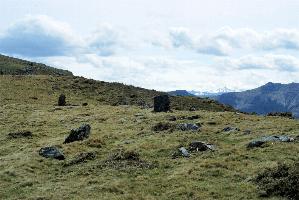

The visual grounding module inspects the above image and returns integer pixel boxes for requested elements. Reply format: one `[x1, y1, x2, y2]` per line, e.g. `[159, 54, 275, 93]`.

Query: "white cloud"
[87, 23, 123, 56]
[0, 15, 125, 57]
[158, 27, 299, 56]
[0, 15, 83, 57]
[217, 54, 299, 72]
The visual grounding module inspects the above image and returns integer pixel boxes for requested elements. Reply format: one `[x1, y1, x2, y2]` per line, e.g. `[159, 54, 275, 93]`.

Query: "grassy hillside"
[0, 54, 73, 76]
[0, 75, 298, 199]
[0, 75, 234, 112]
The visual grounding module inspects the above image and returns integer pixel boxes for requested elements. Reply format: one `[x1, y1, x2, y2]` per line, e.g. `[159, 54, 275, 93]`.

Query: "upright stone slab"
[153, 95, 170, 112]
[58, 94, 66, 106]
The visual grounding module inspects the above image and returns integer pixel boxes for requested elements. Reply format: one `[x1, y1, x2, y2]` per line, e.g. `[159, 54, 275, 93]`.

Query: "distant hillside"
[168, 90, 195, 97]
[0, 54, 234, 112]
[215, 82, 299, 117]
[0, 54, 73, 76]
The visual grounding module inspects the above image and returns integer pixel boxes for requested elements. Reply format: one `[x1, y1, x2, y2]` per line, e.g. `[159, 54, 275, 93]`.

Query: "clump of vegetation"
[255, 162, 299, 199]
[101, 149, 156, 170]
[7, 131, 33, 139]
[64, 152, 96, 166]
[152, 122, 174, 132]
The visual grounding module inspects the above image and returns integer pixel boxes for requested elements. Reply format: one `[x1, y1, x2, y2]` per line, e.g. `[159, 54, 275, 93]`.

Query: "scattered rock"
[222, 126, 240, 132]
[267, 112, 294, 119]
[247, 135, 294, 148]
[82, 102, 88, 106]
[177, 123, 200, 131]
[58, 94, 66, 106]
[8, 131, 33, 139]
[64, 152, 96, 166]
[64, 124, 91, 144]
[189, 141, 215, 151]
[153, 95, 170, 112]
[39, 146, 65, 160]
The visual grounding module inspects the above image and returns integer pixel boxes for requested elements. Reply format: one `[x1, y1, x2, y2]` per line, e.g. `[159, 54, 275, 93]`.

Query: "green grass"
[0, 75, 298, 199]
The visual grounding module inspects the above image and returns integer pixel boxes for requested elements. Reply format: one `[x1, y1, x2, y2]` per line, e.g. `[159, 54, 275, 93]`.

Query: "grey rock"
[178, 147, 190, 157]
[39, 146, 65, 160]
[247, 135, 294, 148]
[153, 95, 170, 112]
[177, 123, 199, 131]
[64, 124, 91, 144]
[243, 130, 252, 135]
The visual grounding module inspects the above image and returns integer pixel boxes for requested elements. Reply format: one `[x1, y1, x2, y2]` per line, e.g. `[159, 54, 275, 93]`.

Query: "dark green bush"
[255, 162, 299, 199]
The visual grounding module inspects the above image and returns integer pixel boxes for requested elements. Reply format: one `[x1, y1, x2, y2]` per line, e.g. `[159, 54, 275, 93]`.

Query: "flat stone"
[39, 146, 65, 160]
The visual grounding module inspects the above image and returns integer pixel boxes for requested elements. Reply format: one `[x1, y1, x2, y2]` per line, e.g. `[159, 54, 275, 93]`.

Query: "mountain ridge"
[215, 82, 299, 118]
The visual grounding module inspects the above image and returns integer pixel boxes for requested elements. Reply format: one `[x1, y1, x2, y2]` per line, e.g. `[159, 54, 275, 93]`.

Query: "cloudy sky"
[1, 0, 299, 91]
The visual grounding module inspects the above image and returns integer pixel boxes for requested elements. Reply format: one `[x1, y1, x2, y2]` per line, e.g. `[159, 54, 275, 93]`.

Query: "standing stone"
[154, 95, 170, 112]
[58, 94, 66, 106]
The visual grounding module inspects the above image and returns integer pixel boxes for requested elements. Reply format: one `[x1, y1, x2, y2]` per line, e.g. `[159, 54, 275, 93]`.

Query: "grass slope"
[0, 75, 298, 200]
[0, 54, 73, 76]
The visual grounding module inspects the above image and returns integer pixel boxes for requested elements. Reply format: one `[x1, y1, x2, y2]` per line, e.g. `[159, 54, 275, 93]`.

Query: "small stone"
[64, 124, 91, 144]
[82, 102, 88, 106]
[178, 147, 190, 157]
[39, 146, 65, 160]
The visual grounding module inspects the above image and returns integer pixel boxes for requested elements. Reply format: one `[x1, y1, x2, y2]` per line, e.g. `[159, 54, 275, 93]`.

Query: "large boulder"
[39, 146, 65, 160]
[153, 95, 170, 112]
[64, 124, 91, 144]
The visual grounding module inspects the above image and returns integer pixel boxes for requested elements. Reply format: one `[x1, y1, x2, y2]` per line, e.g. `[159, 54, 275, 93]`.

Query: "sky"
[1, 0, 299, 91]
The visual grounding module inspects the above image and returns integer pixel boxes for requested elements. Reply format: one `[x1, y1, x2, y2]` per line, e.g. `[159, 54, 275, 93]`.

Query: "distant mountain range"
[168, 87, 236, 97]
[215, 82, 299, 118]
[168, 90, 196, 97]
